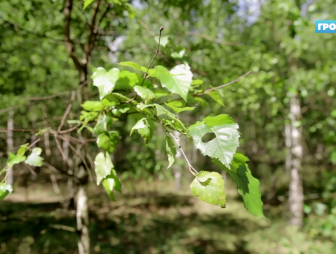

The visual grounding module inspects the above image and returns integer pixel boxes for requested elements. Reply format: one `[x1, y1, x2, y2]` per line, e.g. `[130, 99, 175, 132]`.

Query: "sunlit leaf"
[155, 64, 193, 102]
[190, 171, 226, 207]
[155, 35, 169, 47]
[134, 86, 155, 101]
[91, 67, 120, 99]
[130, 118, 153, 144]
[94, 152, 114, 185]
[188, 114, 239, 167]
[25, 147, 43, 167]
[115, 70, 140, 90]
[83, 0, 95, 9]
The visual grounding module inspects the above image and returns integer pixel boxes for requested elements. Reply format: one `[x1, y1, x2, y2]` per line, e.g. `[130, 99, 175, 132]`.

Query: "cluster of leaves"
[80, 56, 264, 218]
[0, 144, 43, 199]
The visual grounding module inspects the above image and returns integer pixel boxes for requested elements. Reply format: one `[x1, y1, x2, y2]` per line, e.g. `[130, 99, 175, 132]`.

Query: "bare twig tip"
[160, 26, 164, 32]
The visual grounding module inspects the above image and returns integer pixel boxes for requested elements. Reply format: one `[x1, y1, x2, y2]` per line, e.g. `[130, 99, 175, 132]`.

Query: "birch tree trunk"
[288, 95, 304, 227]
[6, 108, 14, 186]
[174, 131, 182, 191]
[76, 165, 90, 254]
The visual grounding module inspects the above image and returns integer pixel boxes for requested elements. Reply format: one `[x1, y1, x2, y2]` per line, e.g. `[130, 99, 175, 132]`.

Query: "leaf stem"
[166, 131, 198, 176]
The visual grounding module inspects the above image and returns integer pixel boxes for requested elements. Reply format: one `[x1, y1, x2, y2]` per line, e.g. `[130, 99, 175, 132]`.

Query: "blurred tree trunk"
[287, 95, 304, 227]
[6, 107, 14, 186]
[174, 131, 181, 191]
[76, 164, 89, 254]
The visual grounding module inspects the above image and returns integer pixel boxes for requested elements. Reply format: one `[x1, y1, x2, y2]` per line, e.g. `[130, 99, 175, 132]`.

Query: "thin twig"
[54, 135, 66, 160]
[201, 71, 252, 94]
[27, 138, 41, 150]
[58, 91, 76, 132]
[140, 26, 163, 86]
[166, 131, 198, 176]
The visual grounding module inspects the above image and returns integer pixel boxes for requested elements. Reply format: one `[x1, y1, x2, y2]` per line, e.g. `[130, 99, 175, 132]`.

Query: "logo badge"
[315, 20, 336, 33]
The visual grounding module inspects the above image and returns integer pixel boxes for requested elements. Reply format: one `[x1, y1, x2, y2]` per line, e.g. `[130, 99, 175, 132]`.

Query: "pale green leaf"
[91, 67, 120, 99]
[188, 114, 240, 167]
[155, 64, 193, 102]
[82, 101, 104, 111]
[94, 152, 114, 185]
[192, 79, 204, 86]
[165, 136, 176, 169]
[17, 143, 29, 156]
[134, 86, 155, 101]
[190, 171, 226, 208]
[0, 183, 13, 200]
[208, 91, 224, 106]
[130, 118, 152, 144]
[25, 147, 43, 167]
[165, 101, 195, 113]
[154, 35, 169, 47]
[94, 114, 113, 135]
[8, 152, 26, 167]
[213, 153, 265, 218]
[102, 173, 121, 201]
[115, 70, 140, 90]
[97, 131, 119, 154]
[83, 0, 95, 9]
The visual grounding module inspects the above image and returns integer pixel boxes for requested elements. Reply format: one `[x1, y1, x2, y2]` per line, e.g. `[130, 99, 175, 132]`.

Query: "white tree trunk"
[6, 108, 14, 185]
[76, 165, 90, 254]
[174, 131, 182, 191]
[288, 95, 304, 227]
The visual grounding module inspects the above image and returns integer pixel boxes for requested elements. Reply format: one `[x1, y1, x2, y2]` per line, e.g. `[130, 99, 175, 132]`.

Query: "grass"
[0, 179, 335, 254]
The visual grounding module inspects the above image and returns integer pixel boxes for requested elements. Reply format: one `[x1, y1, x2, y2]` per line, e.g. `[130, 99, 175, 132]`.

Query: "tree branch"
[64, 0, 83, 72]
[82, 0, 102, 65]
[202, 71, 252, 94]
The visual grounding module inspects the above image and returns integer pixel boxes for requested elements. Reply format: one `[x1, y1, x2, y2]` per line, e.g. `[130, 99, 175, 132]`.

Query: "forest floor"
[0, 178, 335, 254]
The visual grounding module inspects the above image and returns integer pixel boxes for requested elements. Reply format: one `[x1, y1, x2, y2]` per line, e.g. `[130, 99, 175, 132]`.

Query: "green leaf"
[188, 114, 240, 167]
[82, 101, 104, 111]
[115, 70, 140, 90]
[83, 0, 95, 9]
[17, 143, 29, 156]
[165, 136, 176, 169]
[91, 67, 120, 100]
[165, 101, 195, 113]
[195, 97, 208, 107]
[134, 86, 155, 101]
[190, 171, 226, 208]
[213, 153, 265, 218]
[25, 147, 43, 167]
[130, 118, 153, 144]
[154, 89, 170, 99]
[208, 91, 224, 106]
[192, 79, 204, 86]
[94, 114, 113, 135]
[94, 152, 114, 185]
[155, 64, 193, 102]
[97, 131, 119, 154]
[154, 35, 169, 47]
[118, 61, 143, 71]
[0, 183, 13, 200]
[8, 152, 26, 167]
